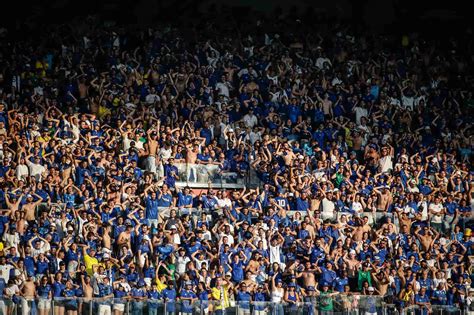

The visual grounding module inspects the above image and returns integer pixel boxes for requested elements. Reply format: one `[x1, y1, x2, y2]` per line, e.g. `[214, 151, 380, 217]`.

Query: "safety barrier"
[0, 295, 467, 315]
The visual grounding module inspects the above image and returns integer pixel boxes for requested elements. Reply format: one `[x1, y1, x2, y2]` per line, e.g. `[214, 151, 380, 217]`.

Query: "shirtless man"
[374, 186, 392, 212]
[78, 77, 89, 99]
[372, 270, 390, 296]
[303, 216, 316, 239]
[396, 211, 413, 230]
[16, 211, 27, 236]
[5, 192, 22, 216]
[280, 144, 296, 167]
[380, 217, 398, 234]
[310, 193, 321, 212]
[117, 223, 133, 249]
[297, 261, 317, 289]
[80, 274, 94, 299]
[102, 224, 112, 251]
[145, 126, 160, 176]
[22, 193, 43, 222]
[21, 273, 36, 315]
[414, 226, 439, 252]
[342, 250, 361, 290]
[185, 143, 199, 182]
[245, 253, 261, 278]
[350, 216, 371, 242]
[241, 271, 258, 293]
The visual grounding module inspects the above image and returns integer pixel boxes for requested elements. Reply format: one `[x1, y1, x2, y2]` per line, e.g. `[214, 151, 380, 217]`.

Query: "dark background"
[2, 0, 471, 36]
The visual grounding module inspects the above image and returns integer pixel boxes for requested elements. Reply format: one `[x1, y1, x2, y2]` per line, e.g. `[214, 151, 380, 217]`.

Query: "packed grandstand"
[0, 9, 472, 315]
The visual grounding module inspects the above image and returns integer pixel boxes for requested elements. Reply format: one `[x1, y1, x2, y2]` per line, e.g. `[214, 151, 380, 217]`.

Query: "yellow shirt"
[98, 106, 111, 119]
[83, 254, 99, 276]
[156, 277, 167, 293]
[211, 285, 230, 310]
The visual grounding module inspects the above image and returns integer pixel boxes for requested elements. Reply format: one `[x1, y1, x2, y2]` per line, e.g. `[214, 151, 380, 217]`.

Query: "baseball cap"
[368, 287, 375, 292]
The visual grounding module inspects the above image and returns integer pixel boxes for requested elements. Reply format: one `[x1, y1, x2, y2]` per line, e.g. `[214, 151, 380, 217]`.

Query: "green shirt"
[358, 270, 372, 291]
[319, 291, 334, 311]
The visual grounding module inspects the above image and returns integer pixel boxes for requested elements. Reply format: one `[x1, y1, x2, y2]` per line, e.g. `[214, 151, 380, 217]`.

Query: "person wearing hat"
[253, 283, 269, 315]
[270, 274, 284, 315]
[234, 282, 252, 315]
[362, 286, 379, 315]
[303, 286, 318, 315]
[180, 281, 197, 315]
[162, 280, 177, 315]
[129, 278, 147, 315]
[284, 281, 301, 313]
[319, 284, 336, 313]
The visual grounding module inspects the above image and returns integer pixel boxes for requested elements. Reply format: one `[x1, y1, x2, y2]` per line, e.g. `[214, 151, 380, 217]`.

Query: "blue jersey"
[162, 288, 177, 312]
[180, 289, 197, 312]
[145, 197, 159, 219]
[236, 291, 252, 310]
[37, 284, 52, 298]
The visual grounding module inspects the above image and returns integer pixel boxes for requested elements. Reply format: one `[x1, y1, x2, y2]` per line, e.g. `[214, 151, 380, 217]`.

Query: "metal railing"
[0, 295, 467, 315]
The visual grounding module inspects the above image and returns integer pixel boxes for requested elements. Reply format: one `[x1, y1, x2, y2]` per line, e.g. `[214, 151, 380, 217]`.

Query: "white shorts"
[113, 303, 125, 312]
[38, 299, 51, 310]
[238, 308, 251, 315]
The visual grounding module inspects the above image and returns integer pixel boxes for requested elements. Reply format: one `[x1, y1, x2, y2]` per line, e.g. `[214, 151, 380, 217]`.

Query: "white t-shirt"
[321, 198, 335, 216]
[3, 232, 20, 249]
[429, 203, 443, 223]
[219, 233, 234, 246]
[402, 95, 415, 111]
[176, 256, 191, 275]
[27, 161, 46, 180]
[389, 97, 401, 107]
[15, 164, 29, 179]
[269, 244, 282, 264]
[351, 201, 363, 213]
[353, 107, 368, 125]
[243, 114, 258, 128]
[0, 264, 14, 282]
[145, 93, 160, 104]
[215, 82, 230, 98]
[379, 156, 393, 173]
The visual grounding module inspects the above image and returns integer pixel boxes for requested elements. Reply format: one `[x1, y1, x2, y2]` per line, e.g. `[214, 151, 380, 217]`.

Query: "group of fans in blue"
[0, 8, 472, 315]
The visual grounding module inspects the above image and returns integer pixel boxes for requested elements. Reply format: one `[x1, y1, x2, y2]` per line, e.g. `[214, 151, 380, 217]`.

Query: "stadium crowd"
[0, 10, 472, 315]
